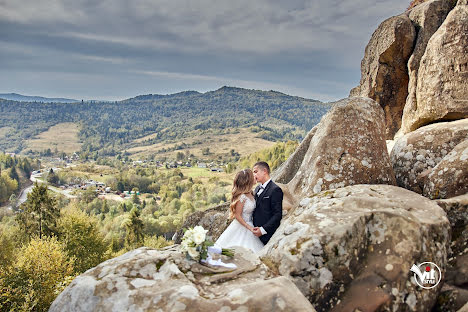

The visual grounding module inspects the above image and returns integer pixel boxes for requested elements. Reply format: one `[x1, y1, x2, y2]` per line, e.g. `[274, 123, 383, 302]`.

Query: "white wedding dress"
[215, 194, 265, 253]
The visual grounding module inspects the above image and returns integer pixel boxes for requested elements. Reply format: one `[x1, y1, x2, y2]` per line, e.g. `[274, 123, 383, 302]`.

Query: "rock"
[399, 0, 468, 134]
[446, 253, 468, 288]
[423, 140, 468, 199]
[174, 202, 230, 243]
[50, 246, 316, 312]
[350, 15, 416, 138]
[273, 126, 317, 184]
[259, 185, 450, 312]
[391, 119, 468, 194]
[435, 193, 468, 258]
[386, 140, 396, 155]
[397, 0, 457, 138]
[434, 283, 468, 312]
[458, 301, 468, 312]
[288, 97, 396, 198]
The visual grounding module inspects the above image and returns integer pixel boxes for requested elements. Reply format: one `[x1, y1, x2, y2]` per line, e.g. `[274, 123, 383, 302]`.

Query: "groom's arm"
[261, 186, 283, 234]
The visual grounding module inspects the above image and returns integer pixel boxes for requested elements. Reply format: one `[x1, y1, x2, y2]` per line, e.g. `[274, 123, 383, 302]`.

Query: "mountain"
[0, 86, 332, 156]
[0, 93, 78, 103]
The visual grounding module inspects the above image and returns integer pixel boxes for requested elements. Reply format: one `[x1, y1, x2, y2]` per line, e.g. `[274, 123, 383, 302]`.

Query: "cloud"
[0, 0, 410, 101]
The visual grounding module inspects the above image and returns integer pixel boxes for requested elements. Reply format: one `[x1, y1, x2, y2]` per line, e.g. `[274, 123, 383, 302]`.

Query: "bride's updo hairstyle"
[229, 169, 255, 219]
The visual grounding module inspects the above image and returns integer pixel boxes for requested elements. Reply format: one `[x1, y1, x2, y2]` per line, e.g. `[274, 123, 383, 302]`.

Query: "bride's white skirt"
[215, 219, 264, 253]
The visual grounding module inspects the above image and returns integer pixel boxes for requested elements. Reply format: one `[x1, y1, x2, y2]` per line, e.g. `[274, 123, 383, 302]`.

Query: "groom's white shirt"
[256, 179, 271, 236]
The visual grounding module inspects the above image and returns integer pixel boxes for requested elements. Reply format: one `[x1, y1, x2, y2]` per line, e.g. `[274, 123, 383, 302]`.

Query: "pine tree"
[17, 183, 59, 239]
[123, 208, 144, 248]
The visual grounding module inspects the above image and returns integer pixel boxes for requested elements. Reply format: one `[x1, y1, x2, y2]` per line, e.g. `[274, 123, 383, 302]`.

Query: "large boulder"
[50, 246, 316, 312]
[399, 0, 468, 134]
[390, 119, 468, 194]
[350, 15, 416, 138]
[288, 97, 396, 198]
[423, 140, 468, 199]
[259, 184, 450, 312]
[397, 0, 457, 138]
[272, 126, 317, 184]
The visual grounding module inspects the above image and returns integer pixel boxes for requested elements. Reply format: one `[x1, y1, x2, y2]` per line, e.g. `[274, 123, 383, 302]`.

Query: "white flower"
[180, 240, 188, 252]
[187, 247, 199, 259]
[192, 226, 208, 245]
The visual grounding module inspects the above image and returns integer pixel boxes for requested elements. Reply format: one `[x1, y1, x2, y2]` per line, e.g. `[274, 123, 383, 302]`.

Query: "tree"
[47, 168, 59, 185]
[176, 151, 184, 161]
[17, 183, 59, 239]
[132, 193, 141, 205]
[57, 207, 108, 274]
[117, 180, 125, 192]
[123, 208, 144, 248]
[8, 166, 19, 185]
[8, 193, 18, 209]
[0, 236, 74, 312]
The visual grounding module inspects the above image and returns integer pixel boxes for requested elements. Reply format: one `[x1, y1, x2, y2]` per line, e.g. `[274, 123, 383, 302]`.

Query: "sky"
[0, 0, 410, 102]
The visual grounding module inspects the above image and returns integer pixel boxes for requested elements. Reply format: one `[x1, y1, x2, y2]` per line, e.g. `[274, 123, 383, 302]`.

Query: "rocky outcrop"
[390, 119, 468, 194]
[398, 0, 458, 138]
[423, 140, 468, 199]
[260, 185, 450, 312]
[272, 126, 317, 184]
[288, 97, 396, 198]
[50, 246, 315, 312]
[399, 0, 468, 134]
[350, 15, 416, 138]
[174, 202, 229, 243]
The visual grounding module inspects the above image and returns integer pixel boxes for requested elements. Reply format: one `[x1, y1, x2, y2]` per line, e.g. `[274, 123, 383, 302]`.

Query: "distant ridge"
[0, 93, 78, 103]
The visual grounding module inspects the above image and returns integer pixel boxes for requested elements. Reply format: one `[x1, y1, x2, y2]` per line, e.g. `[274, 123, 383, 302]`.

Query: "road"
[2, 168, 77, 212]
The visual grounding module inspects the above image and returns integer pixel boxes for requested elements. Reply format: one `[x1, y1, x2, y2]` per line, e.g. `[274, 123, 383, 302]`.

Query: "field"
[127, 128, 276, 159]
[0, 126, 13, 137]
[24, 122, 82, 154]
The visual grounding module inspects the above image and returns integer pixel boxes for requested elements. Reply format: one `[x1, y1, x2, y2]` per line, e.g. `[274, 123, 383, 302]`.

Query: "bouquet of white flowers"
[180, 226, 234, 262]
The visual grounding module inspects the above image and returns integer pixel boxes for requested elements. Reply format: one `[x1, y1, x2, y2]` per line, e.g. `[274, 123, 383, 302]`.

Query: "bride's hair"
[229, 169, 255, 219]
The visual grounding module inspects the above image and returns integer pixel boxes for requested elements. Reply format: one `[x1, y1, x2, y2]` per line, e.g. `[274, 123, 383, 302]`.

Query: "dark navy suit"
[253, 181, 283, 245]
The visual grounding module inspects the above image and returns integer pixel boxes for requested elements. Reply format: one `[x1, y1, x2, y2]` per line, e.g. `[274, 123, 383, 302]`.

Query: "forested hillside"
[0, 87, 331, 156]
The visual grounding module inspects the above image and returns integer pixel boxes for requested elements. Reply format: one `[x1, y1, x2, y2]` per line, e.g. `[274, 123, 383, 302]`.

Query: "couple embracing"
[215, 161, 283, 253]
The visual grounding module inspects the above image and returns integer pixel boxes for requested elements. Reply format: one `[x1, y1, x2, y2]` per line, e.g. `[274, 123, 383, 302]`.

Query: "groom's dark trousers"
[253, 181, 283, 245]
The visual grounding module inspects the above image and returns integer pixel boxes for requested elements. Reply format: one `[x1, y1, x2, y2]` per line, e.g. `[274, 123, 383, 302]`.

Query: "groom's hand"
[252, 227, 262, 237]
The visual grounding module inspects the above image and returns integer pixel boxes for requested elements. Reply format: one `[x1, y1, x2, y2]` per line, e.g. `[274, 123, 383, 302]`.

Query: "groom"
[252, 161, 283, 245]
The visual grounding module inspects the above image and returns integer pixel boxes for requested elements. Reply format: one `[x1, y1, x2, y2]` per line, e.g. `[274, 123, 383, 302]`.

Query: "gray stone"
[350, 14, 416, 138]
[259, 185, 450, 312]
[50, 246, 316, 312]
[397, 0, 458, 138]
[423, 140, 468, 199]
[174, 202, 230, 243]
[391, 119, 468, 194]
[435, 193, 468, 258]
[399, 0, 468, 134]
[288, 97, 396, 198]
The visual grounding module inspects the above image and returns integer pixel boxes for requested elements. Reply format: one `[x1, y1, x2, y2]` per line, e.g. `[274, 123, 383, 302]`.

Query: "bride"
[215, 169, 264, 253]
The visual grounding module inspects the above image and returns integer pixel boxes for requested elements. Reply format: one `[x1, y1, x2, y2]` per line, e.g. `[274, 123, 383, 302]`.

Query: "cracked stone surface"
[259, 184, 450, 312]
[288, 97, 396, 199]
[391, 119, 468, 195]
[50, 246, 316, 312]
[399, 0, 468, 134]
[349, 14, 416, 138]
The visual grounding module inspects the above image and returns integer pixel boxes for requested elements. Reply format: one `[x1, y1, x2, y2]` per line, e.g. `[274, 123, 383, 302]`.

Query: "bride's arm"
[234, 200, 254, 232]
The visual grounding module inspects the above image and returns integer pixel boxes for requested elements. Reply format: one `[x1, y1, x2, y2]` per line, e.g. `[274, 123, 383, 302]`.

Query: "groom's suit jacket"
[253, 180, 283, 245]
